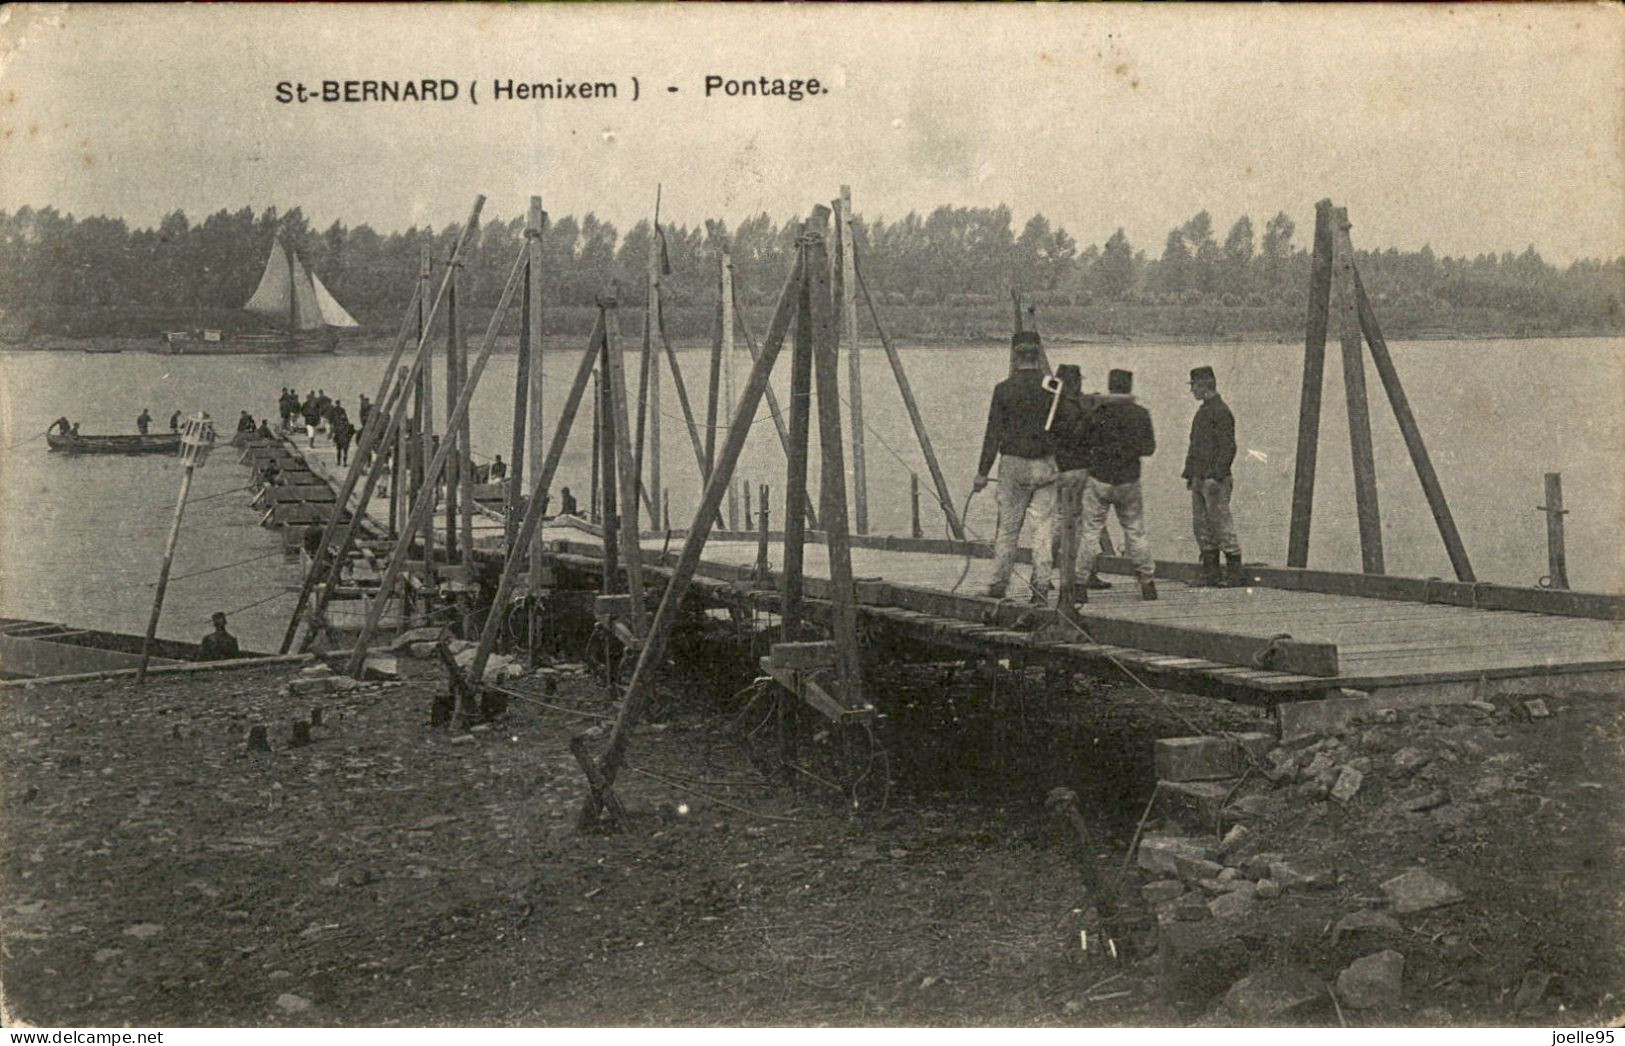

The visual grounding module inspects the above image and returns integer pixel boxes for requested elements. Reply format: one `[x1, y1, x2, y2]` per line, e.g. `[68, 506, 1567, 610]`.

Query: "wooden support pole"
[465, 317, 607, 687]
[525, 198, 547, 627]
[1540, 473, 1569, 590]
[417, 244, 437, 606]
[849, 235, 965, 539]
[743, 481, 752, 527]
[722, 251, 739, 530]
[601, 292, 648, 634]
[589, 369, 601, 523]
[730, 268, 818, 530]
[807, 218, 865, 707]
[279, 196, 483, 654]
[1288, 198, 1334, 569]
[444, 272, 462, 563]
[393, 368, 411, 540]
[836, 186, 869, 535]
[579, 242, 807, 828]
[647, 196, 664, 530]
[456, 270, 475, 572]
[704, 261, 724, 482]
[508, 202, 542, 553]
[782, 237, 816, 642]
[137, 459, 198, 683]
[1331, 207, 1384, 575]
[756, 482, 771, 577]
[344, 241, 529, 676]
[910, 473, 923, 539]
[598, 338, 620, 597]
[1007, 289, 1053, 377]
[1352, 263, 1475, 583]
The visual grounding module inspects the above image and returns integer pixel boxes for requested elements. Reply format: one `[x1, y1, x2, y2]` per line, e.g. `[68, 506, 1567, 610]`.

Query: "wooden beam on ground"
[343, 240, 529, 676]
[1351, 262, 1474, 582]
[278, 195, 483, 654]
[1289, 198, 1334, 568]
[1331, 206, 1384, 574]
[578, 234, 808, 829]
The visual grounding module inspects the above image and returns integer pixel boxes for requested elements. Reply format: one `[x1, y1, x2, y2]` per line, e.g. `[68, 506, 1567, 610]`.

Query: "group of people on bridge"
[974, 331, 1242, 607]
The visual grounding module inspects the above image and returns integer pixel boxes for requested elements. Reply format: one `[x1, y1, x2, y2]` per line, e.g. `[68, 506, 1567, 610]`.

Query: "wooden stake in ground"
[1331, 207, 1384, 574]
[138, 413, 216, 683]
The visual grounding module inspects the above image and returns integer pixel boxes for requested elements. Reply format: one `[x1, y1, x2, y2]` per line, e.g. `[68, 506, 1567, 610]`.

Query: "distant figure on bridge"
[314, 389, 332, 426]
[136, 408, 152, 434]
[358, 394, 372, 430]
[1184, 365, 1243, 587]
[169, 410, 182, 432]
[257, 418, 274, 439]
[488, 455, 506, 481]
[301, 391, 321, 447]
[237, 411, 256, 434]
[52, 417, 72, 436]
[972, 331, 1057, 604]
[1076, 369, 1158, 603]
[559, 487, 579, 517]
[279, 388, 299, 430]
[330, 401, 354, 465]
[199, 612, 240, 661]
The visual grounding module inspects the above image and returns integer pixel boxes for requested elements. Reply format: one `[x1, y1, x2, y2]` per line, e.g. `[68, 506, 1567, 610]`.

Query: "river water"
[1, 336, 1620, 654]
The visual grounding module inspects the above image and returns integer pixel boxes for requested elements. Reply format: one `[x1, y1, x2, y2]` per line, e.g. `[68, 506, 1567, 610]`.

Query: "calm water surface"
[1, 336, 1620, 653]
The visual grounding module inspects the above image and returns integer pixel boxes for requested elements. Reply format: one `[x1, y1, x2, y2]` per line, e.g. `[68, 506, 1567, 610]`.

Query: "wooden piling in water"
[1540, 472, 1570, 590]
[837, 186, 869, 535]
[601, 291, 648, 634]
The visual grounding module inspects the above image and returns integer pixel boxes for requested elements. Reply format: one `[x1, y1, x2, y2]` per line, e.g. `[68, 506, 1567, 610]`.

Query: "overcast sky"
[1, 3, 1621, 262]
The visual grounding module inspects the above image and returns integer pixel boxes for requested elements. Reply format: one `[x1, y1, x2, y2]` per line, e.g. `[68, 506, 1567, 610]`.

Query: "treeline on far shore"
[1, 203, 1620, 341]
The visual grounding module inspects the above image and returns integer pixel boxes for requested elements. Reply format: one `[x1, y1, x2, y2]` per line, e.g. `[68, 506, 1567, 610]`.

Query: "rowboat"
[0, 615, 262, 680]
[46, 431, 183, 455]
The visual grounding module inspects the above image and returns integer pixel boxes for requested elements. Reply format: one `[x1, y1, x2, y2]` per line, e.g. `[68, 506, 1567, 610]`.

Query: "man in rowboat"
[136, 408, 152, 434]
[199, 612, 240, 661]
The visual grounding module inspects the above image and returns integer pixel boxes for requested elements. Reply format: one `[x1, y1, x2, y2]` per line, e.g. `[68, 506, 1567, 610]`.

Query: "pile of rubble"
[1126, 690, 1557, 1023]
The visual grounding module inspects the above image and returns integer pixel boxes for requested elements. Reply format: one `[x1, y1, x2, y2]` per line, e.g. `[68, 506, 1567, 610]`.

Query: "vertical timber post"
[837, 186, 869, 535]
[525, 197, 547, 656]
[807, 216, 865, 708]
[417, 244, 437, 607]
[1288, 199, 1334, 568]
[601, 289, 648, 634]
[589, 369, 601, 523]
[722, 250, 739, 530]
[1331, 206, 1384, 574]
[910, 473, 923, 539]
[782, 230, 816, 642]
[1540, 473, 1569, 590]
[444, 270, 461, 565]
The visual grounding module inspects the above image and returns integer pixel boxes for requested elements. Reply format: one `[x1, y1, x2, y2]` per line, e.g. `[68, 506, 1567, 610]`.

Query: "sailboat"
[160, 233, 360, 354]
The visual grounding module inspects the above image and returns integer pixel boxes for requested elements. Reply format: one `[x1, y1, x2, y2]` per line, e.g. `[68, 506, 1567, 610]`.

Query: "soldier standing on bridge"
[972, 331, 1058, 604]
[1076, 369, 1158, 603]
[1183, 365, 1244, 587]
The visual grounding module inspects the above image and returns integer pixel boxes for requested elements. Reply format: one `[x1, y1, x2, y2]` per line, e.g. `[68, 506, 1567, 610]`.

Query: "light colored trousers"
[989, 454, 1057, 591]
[1079, 476, 1155, 580]
[1191, 475, 1242, 555]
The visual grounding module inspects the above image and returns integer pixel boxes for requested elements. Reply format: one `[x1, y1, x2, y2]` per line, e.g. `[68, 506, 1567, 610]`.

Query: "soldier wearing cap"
[972, 331, 1060, 602]
[1052, 365, 1116, 595]
[1183, 365, 1244, 586]
[1076, 369, 1158, 602]
[199, 612, 240, 661]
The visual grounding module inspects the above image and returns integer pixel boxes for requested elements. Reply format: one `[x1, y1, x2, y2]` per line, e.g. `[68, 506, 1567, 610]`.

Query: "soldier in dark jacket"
[329, 401, 354, 465]
[972, 331, 1058, 602]
[301, 391, 322, 447]
[1077, 369, 1158, 602]
[1183, 365, 1243, 586]
[199, 612, 240, 660]
[136, 408, 152, 434]
[1051, 365, 1115, 596]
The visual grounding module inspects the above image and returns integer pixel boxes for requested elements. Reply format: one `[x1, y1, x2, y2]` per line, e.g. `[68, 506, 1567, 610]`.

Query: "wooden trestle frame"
[1288, 200, 1474, 581]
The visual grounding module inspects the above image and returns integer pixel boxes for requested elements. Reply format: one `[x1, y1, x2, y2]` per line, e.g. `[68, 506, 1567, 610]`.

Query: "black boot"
[1085, 573, 1113, 590]
[1191, 550, 1221, 587]
[1139, 579, 1158, 601]
[1218, 552, 1246, 588]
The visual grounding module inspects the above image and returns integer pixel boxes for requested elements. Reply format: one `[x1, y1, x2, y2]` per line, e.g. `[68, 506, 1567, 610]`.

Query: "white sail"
[311, 270, 360, 328]
[242, 234, 357, 330]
